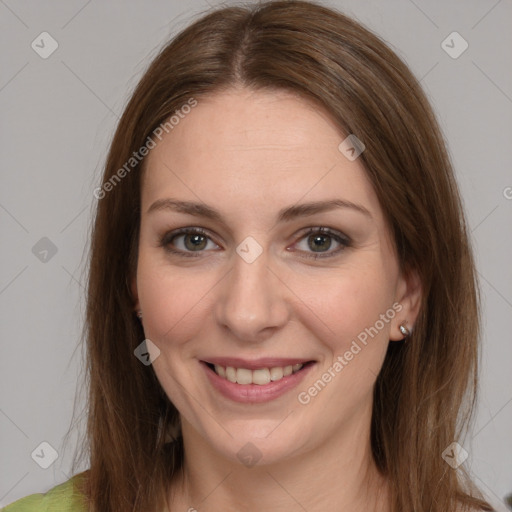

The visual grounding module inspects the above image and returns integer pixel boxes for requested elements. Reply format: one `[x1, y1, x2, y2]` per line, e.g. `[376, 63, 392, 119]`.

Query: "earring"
[399, 323, 410, 339]
[136, 310, 143, 319]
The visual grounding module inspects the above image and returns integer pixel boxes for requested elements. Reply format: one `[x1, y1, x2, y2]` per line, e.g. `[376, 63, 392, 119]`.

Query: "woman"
[3, 1, 495, 511]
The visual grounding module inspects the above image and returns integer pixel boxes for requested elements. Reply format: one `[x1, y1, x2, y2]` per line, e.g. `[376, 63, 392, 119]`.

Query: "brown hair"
[70, 1, 493, 510]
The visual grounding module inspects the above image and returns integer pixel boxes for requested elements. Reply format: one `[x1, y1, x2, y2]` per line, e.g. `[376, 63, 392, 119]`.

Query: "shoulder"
[1, 473, 88, 512]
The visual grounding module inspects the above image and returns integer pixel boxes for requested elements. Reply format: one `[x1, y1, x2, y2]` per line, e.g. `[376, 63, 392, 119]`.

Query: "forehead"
[141, 88, 382, 223]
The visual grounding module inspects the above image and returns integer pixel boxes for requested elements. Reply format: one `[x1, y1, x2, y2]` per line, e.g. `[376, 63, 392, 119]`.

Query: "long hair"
[71, 1, 493, 510]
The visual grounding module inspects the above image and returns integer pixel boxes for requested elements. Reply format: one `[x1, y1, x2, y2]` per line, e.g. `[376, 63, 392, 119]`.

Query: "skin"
[132, 87, 422, 511]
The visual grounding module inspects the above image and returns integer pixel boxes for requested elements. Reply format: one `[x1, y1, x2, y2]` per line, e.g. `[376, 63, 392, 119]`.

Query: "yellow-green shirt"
[1, 474, 87, 511]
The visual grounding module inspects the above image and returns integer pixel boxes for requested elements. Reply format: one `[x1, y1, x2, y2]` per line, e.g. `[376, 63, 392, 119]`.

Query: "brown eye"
[292, 227, 350, 259]
[181, 233, 208, 251]
[307, 233, 333, 252]
[160, 228, 220, 257]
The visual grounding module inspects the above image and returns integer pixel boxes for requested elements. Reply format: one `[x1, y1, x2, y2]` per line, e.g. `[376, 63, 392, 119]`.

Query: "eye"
[159, 226, 350, 260]
[159, 228, 220, 257]
[290, 227, 350, 259]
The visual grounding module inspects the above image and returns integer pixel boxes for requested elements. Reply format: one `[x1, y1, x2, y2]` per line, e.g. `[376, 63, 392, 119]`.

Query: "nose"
[214, 246, 291, 344]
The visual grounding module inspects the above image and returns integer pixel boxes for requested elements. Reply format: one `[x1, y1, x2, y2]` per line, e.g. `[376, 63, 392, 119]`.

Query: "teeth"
[226, 366, 237, 383]
[253, 368, 271, 385]
[269, 367, 283, 381]
[211, 363, 305, 385]
[214, 364, 226, 378]
[236, 368, 252, 385]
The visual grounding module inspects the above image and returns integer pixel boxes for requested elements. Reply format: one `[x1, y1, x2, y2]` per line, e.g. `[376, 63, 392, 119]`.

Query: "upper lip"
[201, 357, 314, 370]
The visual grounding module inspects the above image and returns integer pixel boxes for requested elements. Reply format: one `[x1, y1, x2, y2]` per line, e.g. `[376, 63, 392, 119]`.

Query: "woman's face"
[133, 87, 420, 466]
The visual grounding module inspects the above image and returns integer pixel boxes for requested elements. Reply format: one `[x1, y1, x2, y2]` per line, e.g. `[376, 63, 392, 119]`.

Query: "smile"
[209, 362, 305, 385]
[201, 359, 316, 403]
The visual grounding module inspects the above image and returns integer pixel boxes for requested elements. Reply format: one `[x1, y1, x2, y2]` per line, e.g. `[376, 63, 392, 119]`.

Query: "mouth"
[200, 358, 316, 403]
[204, 361, 313, 385]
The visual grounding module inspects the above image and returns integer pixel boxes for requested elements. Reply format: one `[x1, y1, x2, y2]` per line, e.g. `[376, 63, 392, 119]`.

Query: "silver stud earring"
[136, 310, 143, 319]
[399, 323, 410, 339]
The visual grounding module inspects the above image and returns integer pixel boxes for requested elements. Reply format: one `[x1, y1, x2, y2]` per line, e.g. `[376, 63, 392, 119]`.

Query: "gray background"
[1, 0, 511, 509]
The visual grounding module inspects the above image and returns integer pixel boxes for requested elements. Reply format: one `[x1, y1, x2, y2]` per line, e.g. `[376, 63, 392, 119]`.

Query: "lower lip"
[201, 361, 315, 403]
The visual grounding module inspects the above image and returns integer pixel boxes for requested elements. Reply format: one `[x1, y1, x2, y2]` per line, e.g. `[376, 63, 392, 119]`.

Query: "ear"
[390, 267, 422, 341]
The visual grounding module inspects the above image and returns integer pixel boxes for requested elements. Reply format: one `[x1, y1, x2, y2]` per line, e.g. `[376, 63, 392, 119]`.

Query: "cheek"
[135, 252, 217, 350]
[289, 262, 396, 353]
[137, 240, 398, 360]
[292, 267, 396, 413]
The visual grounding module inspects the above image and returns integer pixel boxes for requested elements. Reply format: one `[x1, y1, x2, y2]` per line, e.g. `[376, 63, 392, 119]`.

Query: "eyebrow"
[147, 198, 372, 222]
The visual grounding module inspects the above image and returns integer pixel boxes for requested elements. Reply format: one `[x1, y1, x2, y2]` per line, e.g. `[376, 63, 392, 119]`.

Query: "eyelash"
[158, 227, 351, 260]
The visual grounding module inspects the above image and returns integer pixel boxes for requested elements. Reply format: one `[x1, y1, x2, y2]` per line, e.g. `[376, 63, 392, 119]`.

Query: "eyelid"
[159, 227, 220, 257]
[159, 226, 351, 259]
[289, 226, 351, 259]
